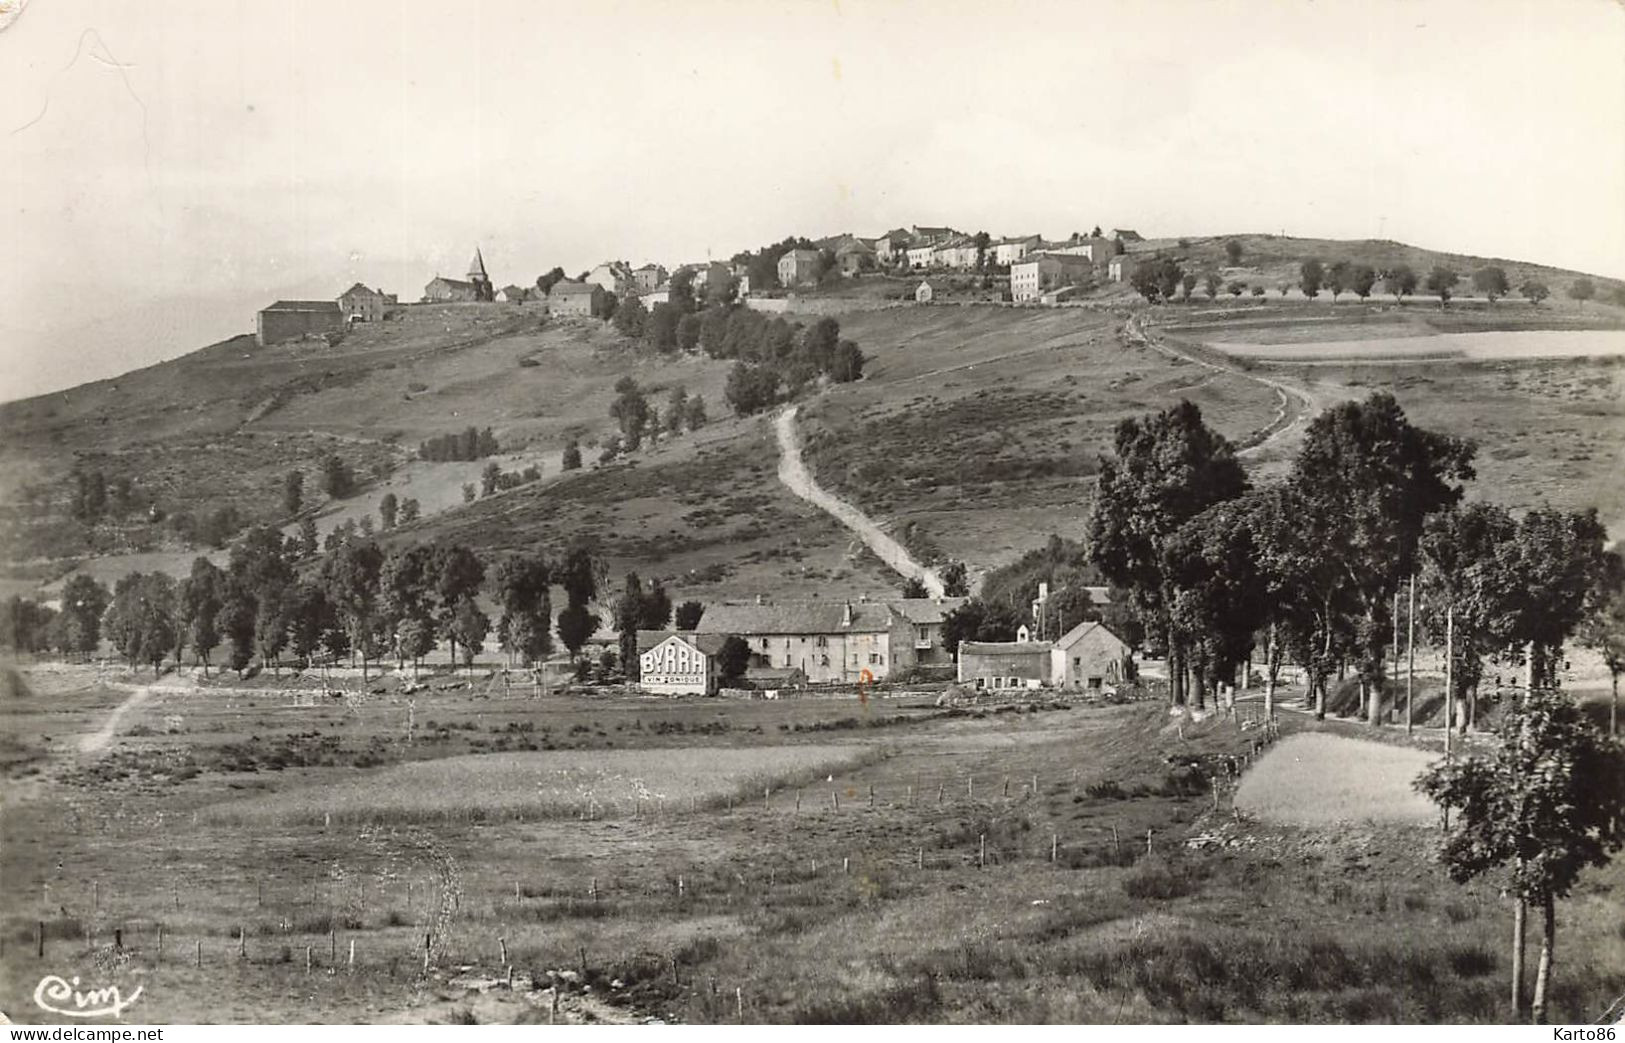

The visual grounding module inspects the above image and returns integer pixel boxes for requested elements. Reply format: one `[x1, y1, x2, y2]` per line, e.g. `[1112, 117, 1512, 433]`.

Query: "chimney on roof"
[842, 602, 853, 627]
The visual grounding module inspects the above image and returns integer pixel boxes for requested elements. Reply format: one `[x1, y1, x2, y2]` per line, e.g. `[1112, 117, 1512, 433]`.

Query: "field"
[1233, 734, 1436, 827]
[202, 745, 877, 828]
[3, 661, 1623, 1024]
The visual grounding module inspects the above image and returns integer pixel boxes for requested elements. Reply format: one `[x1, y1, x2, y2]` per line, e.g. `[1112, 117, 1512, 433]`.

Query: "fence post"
[306, 945, 313, 975]
[239, 925, 247, 960]
[736, 986, 744, 1024]
[937, 783, 945, 805]
[93, 881, 99, 914]
[36, 921, 44, 959]
[1112, 825, 1121, 859]
[156, 924, 163, 959]
[978, 834, 986, 868]
[842, 857, 849, 875]
[1051, 834, 1058, 863]
[114, 928, 123, 951]
[348, 938, 356, 974]
[1146, 829, 1153, 856]
[422, 933, 431, 975]
[1003, 776, 1009, 798]
[917, 847, 924, 870]
[499, 937, 508, 965]
[196, 939, 203, 968]
[868, 784, 875, 808]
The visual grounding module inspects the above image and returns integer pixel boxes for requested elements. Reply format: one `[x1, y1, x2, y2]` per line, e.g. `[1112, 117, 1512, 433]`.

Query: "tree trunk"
[1314, 674, 1326, 721]
[1168, 639, 1183, 707]
[1193, 662, 1207, 711]
[1612, 671, 1619, 737]
[1263, 624, 1276, 720]
[1531, 893, 1555, 1024]
[1511, 890, 1526, 1018]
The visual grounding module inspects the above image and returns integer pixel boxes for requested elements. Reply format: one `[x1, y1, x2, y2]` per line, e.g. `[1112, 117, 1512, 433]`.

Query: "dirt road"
[78, 682, 158, 753]
[775, 405, 945, 597]
[1124, 315, 1317, 460]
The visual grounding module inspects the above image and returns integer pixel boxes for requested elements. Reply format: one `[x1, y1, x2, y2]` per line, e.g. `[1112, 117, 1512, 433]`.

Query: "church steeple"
[466, 246, 493, 302]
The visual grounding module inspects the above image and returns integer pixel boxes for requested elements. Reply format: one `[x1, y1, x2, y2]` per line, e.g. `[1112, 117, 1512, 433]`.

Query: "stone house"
[1049, 621, 1132, 692]
[958, 626, 1053, 690]
[1011, 253, 1097, 302]
[256, 300, 344, 346]
[632, 264, 669, 294]
[338, 283, 393, 322]
[587, 261, 634, 294]
[915, 281, 934, 303]
[547, 279, 605, 317]
[777, 248, 822, 288]
[1108, 255, 1138, 283]
[993, 235, 1041, 266]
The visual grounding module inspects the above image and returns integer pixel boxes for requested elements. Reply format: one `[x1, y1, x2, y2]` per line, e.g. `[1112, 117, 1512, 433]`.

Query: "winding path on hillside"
[1123, 315, 1318, 460]
[79, 682, 158, 754]
[775, 405, 945, 597]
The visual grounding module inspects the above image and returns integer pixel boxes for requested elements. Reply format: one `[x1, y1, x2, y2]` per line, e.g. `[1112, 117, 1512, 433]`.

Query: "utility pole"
[1405, 574, 1416, 737]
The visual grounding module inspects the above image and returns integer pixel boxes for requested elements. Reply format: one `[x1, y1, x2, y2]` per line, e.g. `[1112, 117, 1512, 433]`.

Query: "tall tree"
[615, 572, 646, 681]
[1087, 401, 1247, 705]
[674, 599, 704, 631]
[717, 635, 751, 684]
[1567, 278, 1594, 302]
[556, 603, 598, 662]
[1580, 552, 1625, 736]
[179, 557, 227, 674]
[941, 598, 1024, 653]
[284, 470, 304, 516]
[1350, 264, 1377, 301]
[1426, 266, 1460, 306]
[1383, 265, 1418, 303]
[1419, 503, 1521, 732]
[229, 526, 296, 676]
[610, 377, 651, 449]
[491, 553, 553, 666]
[1417, 688, 1625, 1022]
[432, 544, 485, 667]
[1498, 508, 1611, 691]
[1291, 393, 1476, 721]
[1326, 260, 1351, 302]
[940, 561, 970, 597]
[379, 492, 399, 530]
[1224, 239, 1244, 265]
[321, 540, 384, 680]
[1520, 280, 1550, 305]
[56, 574, 111, 658]
[1473, 265, 1510, 302]
[1299, 258, 1324, 299]
[1163, 500, 1268, 708]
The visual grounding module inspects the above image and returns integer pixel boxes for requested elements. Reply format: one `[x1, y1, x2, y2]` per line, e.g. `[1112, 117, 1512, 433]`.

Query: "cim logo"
[33, 975, 143, 1019]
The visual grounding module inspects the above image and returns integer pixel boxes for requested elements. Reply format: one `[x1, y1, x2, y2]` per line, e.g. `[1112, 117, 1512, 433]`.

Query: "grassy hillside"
[796, 306, 1283, 576]
[1124, 233, 1625, 302]
[7, 233, 1622, 599]
[0, 304, 733, 570]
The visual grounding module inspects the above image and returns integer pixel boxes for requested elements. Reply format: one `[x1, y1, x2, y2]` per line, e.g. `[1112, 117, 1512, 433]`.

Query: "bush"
[1121, 857, 1204, 899]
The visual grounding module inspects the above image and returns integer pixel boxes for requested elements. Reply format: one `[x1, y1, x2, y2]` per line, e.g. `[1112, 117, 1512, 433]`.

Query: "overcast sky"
[4, 0, 1623, 400]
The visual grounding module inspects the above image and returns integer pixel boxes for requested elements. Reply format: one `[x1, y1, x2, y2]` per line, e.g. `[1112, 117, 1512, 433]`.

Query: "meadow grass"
[1233, 732, 1436, 827]
[200, 743, 881, 827]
